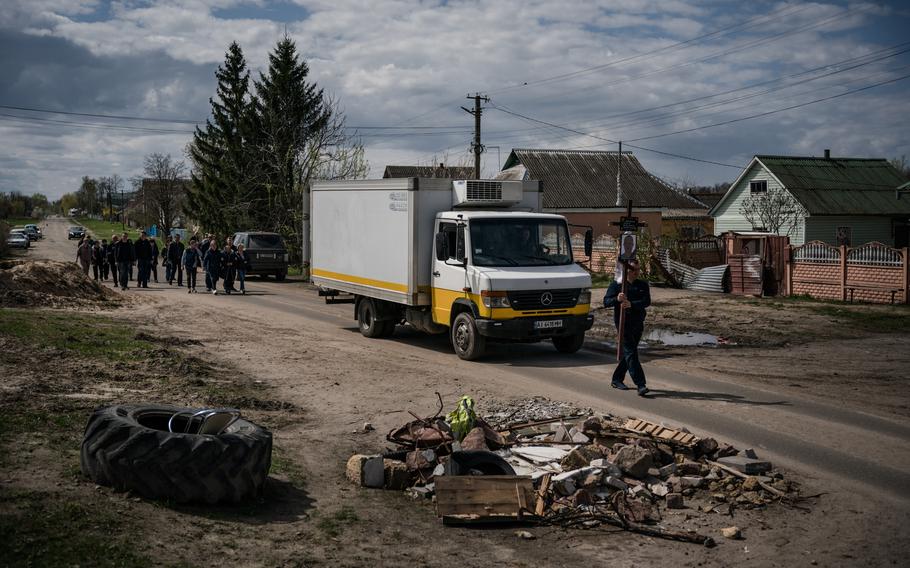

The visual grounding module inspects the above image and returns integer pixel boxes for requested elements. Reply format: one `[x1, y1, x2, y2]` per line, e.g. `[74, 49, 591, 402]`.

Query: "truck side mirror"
[456, 225, 466, 265]
[435, 232, 448, 261]
[584, 229, 593, 257]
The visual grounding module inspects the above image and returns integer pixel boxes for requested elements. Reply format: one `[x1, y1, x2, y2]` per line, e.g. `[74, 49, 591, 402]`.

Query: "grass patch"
[0, 309, 153, 361]
[590, 272, 613, 288]
[270, 446, 307, 487]
[0, 490, 152, 567]
[806, 304, 910, 334]
[315, 505, 358, 538]
[2, 217, 43, 227]
[75, 216, 142, 243]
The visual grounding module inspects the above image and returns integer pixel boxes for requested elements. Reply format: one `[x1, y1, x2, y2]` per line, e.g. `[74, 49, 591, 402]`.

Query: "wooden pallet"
[623, 418, 699, 446]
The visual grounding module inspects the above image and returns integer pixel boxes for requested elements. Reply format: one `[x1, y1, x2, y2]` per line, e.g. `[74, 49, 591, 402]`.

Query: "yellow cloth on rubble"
[446, 396, 476, 442]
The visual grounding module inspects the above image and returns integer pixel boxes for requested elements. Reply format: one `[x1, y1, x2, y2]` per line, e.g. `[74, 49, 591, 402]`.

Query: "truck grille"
[507, 289, 580, 310]
[466, 180, 502, 201]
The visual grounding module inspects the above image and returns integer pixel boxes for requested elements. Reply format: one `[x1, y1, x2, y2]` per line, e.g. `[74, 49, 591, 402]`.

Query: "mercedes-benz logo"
[540, 292, 553, 306]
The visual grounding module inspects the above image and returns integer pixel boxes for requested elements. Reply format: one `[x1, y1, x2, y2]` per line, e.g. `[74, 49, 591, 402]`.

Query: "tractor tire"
[80, 404, 272, 504]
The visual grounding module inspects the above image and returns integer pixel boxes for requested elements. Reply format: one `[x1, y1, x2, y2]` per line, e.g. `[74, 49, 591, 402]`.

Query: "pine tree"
[186, 42, 254, 235]
[250, 37, 330, 245]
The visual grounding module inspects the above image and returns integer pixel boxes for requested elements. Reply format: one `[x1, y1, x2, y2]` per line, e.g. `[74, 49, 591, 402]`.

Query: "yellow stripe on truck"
[430, 286, 591, 324]
[311, 268, 408, 293]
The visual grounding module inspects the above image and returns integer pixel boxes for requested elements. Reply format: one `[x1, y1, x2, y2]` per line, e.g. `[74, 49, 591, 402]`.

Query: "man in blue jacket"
[603, 259, 651, 396]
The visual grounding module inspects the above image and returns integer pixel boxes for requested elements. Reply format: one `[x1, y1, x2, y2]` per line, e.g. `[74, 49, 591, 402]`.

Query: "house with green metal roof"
[710, 151, 910, 247]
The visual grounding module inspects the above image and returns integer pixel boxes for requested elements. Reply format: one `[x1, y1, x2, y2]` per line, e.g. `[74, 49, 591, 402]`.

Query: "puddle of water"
[645, 329, 719, 346]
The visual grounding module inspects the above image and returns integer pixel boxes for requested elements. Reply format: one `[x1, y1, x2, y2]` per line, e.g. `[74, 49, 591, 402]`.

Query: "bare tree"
[739, 188, 806, 236]
[141, 153, 187, 237]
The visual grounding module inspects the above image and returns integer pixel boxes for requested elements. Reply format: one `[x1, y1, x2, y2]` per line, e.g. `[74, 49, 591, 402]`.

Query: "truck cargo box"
[311, 178, 539, 306]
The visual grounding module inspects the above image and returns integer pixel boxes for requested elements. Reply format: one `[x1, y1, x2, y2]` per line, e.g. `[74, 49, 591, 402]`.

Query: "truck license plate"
[534, 319, 563, 330]
[260, 253, 274, 259]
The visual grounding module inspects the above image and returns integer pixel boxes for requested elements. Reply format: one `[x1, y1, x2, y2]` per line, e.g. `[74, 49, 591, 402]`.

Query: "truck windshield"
[470, 219, 574, 267]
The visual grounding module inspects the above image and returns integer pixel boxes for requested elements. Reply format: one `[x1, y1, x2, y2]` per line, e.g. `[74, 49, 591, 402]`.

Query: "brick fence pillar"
[903, 247, 909, 304]
[839, 245, 848, 301]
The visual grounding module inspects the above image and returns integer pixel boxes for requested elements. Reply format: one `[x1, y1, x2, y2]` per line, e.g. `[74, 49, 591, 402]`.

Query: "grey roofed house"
[383, 164, 476, 179]
[497, 148, 705, 210]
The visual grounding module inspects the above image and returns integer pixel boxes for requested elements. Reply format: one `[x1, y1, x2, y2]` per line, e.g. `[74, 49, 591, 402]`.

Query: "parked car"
[68, 226, 86, 240]
[20, 226, 39, 241]
[24, 224, 42, 239]
[232, 231, 289, 280]
[7, 230, 30, 249]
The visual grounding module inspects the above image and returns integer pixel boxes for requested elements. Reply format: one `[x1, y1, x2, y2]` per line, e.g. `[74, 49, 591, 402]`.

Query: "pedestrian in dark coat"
[99, 239, 110, 280]
[603, 259, 651, 396]
[221, 244, 236, 294]
[134, 232, 153, 288]
[235, 244, 250, 295]
[114, 233, 135, 291]
[203, 240, 221, 295]
[150, 238, 160, 283]
[181, 238, 202, 293]
[167, 234, 185, 286]
[108, 235, 119, 287]
[91, 240, 104, 281]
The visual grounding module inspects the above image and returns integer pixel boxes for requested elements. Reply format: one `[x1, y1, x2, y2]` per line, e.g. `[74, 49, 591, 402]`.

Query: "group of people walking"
[75, 231, 252, 295]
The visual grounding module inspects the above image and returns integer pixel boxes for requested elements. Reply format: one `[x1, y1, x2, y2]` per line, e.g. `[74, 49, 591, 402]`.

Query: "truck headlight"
[578, 288, 591, 305]
[481, 290, 511, 308]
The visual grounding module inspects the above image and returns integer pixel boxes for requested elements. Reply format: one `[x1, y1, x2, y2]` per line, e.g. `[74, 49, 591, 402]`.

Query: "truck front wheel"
[357, 298, 385, 338]
[451, 312, 486, 360]
[552, 332, 585, 354]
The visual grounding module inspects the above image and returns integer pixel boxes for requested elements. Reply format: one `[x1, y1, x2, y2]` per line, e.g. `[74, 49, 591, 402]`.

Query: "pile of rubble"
[0, 260, 121, 308]
[347, 395, 806, 546]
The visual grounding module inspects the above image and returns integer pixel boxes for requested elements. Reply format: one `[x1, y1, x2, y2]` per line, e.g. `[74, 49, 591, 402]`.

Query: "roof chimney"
[824, 149, 831, 159]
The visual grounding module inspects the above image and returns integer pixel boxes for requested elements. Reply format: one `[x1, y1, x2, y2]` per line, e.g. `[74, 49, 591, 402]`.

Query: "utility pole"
[462, 93, 490, 179]
[121, 188, 125, 230]
[615, 141, 623, 207]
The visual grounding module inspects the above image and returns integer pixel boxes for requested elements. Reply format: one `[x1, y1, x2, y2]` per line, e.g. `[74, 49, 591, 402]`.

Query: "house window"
[750, 180, 768, 194]
[752, 226, 767, 232]
[836, 226, 851, 246]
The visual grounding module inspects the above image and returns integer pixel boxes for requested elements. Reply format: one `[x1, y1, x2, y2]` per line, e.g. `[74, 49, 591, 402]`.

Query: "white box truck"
[311, 177, 594, 360]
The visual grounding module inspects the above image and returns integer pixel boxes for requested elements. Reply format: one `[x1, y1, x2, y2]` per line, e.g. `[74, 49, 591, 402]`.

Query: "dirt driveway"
[2, 217, 909, 567]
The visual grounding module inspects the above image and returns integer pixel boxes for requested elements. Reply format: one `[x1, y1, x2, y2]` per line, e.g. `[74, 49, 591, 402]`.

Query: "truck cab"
[432, 211, 593, 359]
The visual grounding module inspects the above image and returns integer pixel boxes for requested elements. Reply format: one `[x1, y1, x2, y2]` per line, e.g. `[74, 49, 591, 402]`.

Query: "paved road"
[34, 217, 910, 501]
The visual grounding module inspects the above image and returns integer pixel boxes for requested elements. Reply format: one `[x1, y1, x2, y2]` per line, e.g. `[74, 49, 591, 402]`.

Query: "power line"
[625, 72, 910, 143]
[489, 102, 743, 169]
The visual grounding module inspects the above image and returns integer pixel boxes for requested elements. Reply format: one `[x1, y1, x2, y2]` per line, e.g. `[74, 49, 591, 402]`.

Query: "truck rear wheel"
[451, 312, 486, 360]
[358, 298, 385, 338]
[553, 332, 586, 354]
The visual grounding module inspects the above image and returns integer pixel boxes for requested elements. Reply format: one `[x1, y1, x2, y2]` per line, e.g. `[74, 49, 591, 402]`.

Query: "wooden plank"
[623, 418, 698, 445]
[535, 474, 551, 517]
[435, 476, 535, 519]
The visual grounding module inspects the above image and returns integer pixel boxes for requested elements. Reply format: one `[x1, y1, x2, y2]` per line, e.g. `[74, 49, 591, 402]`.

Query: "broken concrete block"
[580, 470, 603, 489]
[582, 416, 604, 435]
[741, 476, 761, 492]
[742, 448, 758, 459]
[589, 458, 622, 477]
[461, 427, 489, 451]
[552, 425, 571, 443]
[362, 456, 385, 488]
[721, 526, 743, 539]
[658, 463, 677, 478]
[717, 455, 772, 475]
[405, 449, 437, 471]
[383, 459, 411, 490]
[571, 431, 591, 444]
[630, 485, 652, 500]
[648, 482, 670, 497]
[555, 479, 577, 496]
[613, 445, 653, 479]
[679, 476, 704, 489]
[695, 437, 718, 456]
[432, 463, 445, 478]
[665, 493, 685, 509]
[515, 530, 536, 540]
[604, 476, 628, 491]
[561, 446, 603, 471]
[678, 461, 703, 476]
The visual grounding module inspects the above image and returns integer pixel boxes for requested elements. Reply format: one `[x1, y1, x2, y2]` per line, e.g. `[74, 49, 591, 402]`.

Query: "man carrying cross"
[603, 258, 651, 396]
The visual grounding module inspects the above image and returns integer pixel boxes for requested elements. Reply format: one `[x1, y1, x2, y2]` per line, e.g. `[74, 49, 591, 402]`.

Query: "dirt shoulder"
[591, 286, 910, 418]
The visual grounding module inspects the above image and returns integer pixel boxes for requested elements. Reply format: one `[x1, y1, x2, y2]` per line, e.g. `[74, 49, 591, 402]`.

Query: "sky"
[1, 0, 909, 200]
